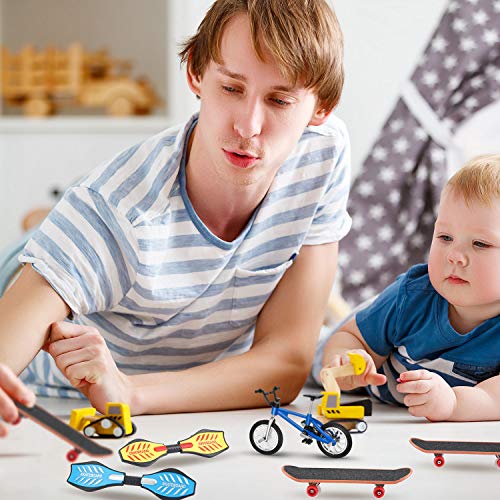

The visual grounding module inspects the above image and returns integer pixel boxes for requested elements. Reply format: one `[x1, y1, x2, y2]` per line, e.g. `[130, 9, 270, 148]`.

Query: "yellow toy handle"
[347, 352, 366, 375]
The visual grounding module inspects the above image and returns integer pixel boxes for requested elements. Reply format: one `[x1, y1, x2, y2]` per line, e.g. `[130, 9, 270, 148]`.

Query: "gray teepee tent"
[340, 0, 500, 305]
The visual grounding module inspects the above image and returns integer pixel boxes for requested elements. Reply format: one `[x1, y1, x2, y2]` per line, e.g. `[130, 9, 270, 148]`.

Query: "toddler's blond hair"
[446, 154, 500, 206]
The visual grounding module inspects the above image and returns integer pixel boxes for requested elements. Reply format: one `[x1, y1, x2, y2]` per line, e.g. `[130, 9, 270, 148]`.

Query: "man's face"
[428, 188, 500, 310]
[187, 12, 328, 189]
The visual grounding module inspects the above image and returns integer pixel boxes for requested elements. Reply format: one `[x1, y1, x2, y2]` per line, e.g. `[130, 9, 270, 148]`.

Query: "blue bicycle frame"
[266, 405, 334, 445]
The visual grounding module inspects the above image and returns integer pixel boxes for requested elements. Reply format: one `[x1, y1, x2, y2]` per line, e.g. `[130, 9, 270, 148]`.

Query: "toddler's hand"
[324, 349, 386, 391]
[397, 370, 456, 421]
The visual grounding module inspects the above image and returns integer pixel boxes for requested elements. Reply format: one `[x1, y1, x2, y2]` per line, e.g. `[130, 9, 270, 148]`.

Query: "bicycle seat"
[303, 394, 323, 401]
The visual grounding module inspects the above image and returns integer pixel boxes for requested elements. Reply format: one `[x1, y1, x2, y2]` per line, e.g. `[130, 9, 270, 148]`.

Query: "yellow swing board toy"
[119, 429, 229, 466]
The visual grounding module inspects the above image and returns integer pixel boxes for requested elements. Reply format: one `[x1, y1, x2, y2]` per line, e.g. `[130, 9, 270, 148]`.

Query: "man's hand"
[47, 322, 133, 413]
[397, 370, 457, 421]
[324, 349, 387, 391]
[0, 364, 36, 437]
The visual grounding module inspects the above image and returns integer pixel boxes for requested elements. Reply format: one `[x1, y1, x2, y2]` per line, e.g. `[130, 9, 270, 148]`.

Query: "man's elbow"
[276, 353, 313, 405]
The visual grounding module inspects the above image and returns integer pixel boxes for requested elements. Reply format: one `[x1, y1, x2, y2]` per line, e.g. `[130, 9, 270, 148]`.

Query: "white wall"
[332, 0, 449, 176]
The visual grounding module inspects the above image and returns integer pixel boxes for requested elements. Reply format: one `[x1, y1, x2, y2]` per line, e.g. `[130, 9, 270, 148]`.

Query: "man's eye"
[272, 98, 290, 107]
[474, 241, 490, 248]
[222, 85, 238, 93]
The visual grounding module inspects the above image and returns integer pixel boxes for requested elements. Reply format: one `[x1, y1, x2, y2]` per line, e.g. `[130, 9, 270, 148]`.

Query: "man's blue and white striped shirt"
[19, 113, 351, 396]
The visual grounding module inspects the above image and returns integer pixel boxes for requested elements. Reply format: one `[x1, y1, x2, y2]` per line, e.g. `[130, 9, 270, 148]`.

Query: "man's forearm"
[128, 341, 311, 415]
[449, 385, 500, 421]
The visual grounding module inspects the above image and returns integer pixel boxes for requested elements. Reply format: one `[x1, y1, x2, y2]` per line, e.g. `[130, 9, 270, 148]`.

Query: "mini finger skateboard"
[282, 465, 412, 498]
[120, 429, 229, 466]
[67, 461, 196, 498]
[410, 437, 500, 468]
[14, 400, 112, 462]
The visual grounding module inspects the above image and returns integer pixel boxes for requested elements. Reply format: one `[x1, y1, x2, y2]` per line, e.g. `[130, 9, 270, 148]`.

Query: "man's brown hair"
[179, 0, 344, 112]
[446, 154, 500, 207]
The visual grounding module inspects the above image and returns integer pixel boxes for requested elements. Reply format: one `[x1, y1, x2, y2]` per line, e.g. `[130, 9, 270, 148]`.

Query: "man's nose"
[234, 98, 263, 139]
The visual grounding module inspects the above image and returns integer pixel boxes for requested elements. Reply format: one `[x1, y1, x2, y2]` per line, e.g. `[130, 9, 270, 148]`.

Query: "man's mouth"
[223, 149, 260, 169]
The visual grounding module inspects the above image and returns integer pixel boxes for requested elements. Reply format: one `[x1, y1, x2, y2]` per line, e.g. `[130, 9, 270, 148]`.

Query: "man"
[0, 0, 350, 433]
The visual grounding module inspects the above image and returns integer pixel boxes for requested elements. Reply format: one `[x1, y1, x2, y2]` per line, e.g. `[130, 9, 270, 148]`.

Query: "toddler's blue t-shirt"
[357, 263, 500, 405]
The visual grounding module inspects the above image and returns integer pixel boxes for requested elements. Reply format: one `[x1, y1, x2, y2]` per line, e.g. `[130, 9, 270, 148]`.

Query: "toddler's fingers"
[324, 354, 343, 368]
[403, 392, 429, 407]
[407, 403, 431, 418]
[398, 370, 432, 383]
[365, 372, 386, 386]
[340, 353, 352, 366]
[397, 378, 433, 394]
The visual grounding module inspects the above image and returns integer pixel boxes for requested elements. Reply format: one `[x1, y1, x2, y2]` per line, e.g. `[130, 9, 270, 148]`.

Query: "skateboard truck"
[67, 461, 196, 498]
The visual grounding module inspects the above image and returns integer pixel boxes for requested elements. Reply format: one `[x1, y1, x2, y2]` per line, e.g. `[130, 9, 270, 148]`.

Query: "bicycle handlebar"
[255, 386, 281, 406]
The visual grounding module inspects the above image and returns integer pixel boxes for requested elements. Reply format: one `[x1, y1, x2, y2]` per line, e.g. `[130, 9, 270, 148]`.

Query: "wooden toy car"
[69, 402, 136, 438]
[1, 43, 159, 116]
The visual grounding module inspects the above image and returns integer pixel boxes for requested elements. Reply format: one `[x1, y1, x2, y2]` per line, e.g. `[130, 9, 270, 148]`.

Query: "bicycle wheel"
[249, 419, 283, 455]
[317, 422, 352, 458]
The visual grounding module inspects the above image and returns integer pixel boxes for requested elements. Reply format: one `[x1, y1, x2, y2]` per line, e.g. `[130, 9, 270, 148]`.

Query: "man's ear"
[308, 105, 332, 126]
[186, 57, 202, 98]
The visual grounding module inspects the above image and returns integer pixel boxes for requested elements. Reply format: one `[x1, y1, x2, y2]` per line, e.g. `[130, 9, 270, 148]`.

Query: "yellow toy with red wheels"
[318, 353, 372, 432]
[70, 402, 136, 439]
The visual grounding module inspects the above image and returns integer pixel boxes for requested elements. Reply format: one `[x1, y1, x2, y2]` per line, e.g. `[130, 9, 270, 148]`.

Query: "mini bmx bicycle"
[249, 387, 352, 458]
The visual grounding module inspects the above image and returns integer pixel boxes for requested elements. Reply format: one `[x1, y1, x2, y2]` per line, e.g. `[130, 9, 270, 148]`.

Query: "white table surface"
[1, 390, 499, 500]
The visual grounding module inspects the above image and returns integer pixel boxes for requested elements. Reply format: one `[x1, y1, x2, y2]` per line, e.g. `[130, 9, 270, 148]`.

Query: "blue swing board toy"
[67, 461, 196, 498]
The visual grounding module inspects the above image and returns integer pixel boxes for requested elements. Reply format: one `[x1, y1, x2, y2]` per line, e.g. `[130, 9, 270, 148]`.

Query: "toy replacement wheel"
[434, 455, 445, 467]
[66, 449, 80, 462]
[373, 485, 385, 498]
[306, 483, 320, 497]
